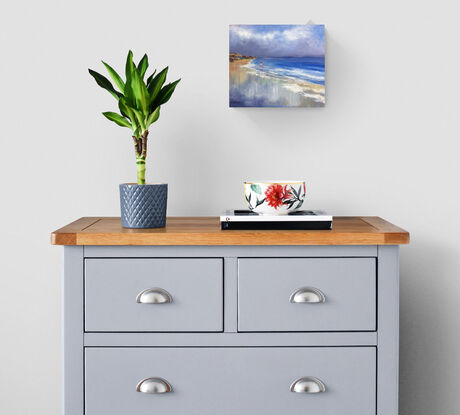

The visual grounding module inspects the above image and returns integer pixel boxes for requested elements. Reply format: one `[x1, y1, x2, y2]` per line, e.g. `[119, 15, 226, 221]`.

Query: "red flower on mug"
[265, 184, 292, 209]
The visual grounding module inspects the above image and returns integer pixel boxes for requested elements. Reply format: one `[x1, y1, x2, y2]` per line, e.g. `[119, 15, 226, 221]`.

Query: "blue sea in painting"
[229, 24, 326, 107]
[229, 56, 326, 107]
[247, 57, 325, 86]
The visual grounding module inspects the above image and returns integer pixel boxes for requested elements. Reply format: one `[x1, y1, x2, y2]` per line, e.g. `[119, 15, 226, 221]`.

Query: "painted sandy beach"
[229, 25, 325, 107]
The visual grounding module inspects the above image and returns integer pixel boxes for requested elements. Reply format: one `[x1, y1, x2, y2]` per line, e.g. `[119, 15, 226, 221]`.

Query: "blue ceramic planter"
[119, 183, 168, 228]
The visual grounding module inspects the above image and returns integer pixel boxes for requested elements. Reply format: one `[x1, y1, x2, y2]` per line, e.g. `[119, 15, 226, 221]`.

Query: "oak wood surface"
[51, 217, 409, 246]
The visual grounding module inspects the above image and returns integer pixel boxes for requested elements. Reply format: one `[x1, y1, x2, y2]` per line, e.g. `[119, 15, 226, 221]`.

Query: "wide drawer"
[85, 258, 223, 332]
[85, 347, 376, 415]
[238, 258, 376, 332]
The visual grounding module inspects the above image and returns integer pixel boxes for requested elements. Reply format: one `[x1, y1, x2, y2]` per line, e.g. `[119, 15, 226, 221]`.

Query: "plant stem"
[136, 157, 146, 184]
[134, 130, 149, 185]
[133, 136, 142, 157]
[141, 130, 148, 159]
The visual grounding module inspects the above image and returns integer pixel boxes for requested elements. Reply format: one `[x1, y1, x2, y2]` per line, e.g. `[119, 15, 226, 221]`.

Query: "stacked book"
[220, 210, 332, 230]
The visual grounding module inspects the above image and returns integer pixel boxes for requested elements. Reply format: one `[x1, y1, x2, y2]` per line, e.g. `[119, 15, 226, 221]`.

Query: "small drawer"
[85, 347, 376, 415]
[238, 258, 376, 332]
[85, 258, 223, 332]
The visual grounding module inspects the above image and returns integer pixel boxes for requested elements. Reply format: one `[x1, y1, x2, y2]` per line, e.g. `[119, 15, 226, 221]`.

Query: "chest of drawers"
[52, 216, 409, 415]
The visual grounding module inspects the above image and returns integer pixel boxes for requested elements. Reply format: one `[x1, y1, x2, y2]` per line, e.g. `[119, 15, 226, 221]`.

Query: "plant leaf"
[102, 61, 125, 93]
[255, 197, 265, 207]
[137, 54, 149, 79]
[285, 200, 295, 209]
[291, 185, 299, 199]
[147, 66, 168, 103]
[146, 107, 160, 127]
[124, 51, 136, 107]
[88, 69, 122, 100]
[102, 112, 132, 128]
[245, 193, 253, 209]
[121, 96, 144, 130]
[251, 184, 262, 194]
[146, 69, 157, 86]
[118, 97, 130, 118]
[125, 50, 135, 81]
[131, 67, 150, 115]
[153, 79, 181, 107]
[118, 98, 138, 130]
[130, 107, 146, 131]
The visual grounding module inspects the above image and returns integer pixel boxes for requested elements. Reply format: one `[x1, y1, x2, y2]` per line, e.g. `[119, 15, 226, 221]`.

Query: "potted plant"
[89, 51, 180, 228]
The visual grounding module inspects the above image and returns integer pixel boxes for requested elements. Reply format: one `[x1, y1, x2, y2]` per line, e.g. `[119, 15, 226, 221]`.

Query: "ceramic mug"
[244, 180, 306, 215]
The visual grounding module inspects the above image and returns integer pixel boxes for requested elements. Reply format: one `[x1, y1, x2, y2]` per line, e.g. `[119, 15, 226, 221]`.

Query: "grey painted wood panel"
[376, 246, 400, 415]
[63, 246, 84, 415]
[84, 245, 377, 258]
[85, 258, 223, 332]
[223, 258, 238, 332]
[83, 331, 378, 347]
[61, 243, 400, 415]
[85, 347, 376, 415]
[238, 258, 376, 332]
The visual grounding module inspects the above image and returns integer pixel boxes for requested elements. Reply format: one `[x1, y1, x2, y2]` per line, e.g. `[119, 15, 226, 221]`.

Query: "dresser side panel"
[377, 245, 400, 415]
[63, 246, 84, 415]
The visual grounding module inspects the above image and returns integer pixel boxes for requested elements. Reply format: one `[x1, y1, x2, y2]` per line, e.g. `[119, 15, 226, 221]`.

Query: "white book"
[220, 210, 333, 230]
[220, 210, 332, 222]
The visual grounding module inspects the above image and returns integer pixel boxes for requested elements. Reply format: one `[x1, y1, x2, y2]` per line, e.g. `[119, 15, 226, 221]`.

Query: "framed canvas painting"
[229, 24, 325, 107]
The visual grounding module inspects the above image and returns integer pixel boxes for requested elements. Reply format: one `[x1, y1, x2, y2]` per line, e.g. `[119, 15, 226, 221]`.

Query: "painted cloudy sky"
[229, 24, 325, 58]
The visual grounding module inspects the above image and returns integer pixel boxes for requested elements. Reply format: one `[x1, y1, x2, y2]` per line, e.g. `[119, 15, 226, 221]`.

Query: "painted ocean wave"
[242, 57, 325, 104]
[245, 57, 325, 85]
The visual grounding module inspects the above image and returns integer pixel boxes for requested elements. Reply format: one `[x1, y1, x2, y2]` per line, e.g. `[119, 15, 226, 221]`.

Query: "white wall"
[1, 0, 459, 413]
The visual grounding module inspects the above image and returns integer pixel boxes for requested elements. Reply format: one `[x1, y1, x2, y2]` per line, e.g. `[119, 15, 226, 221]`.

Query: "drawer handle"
[290, 377, 326, 394]
[136, 377, 172, 394]
[289, 287, 326, 303]
[136, 288, 172, 304]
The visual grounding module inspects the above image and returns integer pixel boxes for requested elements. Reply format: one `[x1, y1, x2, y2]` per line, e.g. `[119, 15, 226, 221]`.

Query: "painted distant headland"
[229, 24, 325, 107]
[229, 53, 255, 63]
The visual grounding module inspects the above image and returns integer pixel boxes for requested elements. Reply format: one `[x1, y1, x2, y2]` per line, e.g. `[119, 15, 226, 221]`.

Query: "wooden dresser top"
[51, 216, 409, 246]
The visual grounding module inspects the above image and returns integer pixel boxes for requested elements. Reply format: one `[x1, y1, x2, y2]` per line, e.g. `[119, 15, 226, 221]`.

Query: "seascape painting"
[229, 24, 325, 107]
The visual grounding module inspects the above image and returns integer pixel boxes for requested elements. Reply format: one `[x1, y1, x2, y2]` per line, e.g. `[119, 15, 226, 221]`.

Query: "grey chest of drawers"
[52, 216, 410, 415]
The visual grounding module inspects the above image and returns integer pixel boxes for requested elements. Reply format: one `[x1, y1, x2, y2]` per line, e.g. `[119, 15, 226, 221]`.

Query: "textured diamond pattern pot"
[119, 184, 168, 228]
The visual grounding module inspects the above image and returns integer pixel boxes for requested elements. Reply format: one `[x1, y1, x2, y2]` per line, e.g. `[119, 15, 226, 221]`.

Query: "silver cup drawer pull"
[136, 288, 172, 304]
[289, 287, 326, 303]
[136, 377, 172, 394]
[290, 377, 326, 394]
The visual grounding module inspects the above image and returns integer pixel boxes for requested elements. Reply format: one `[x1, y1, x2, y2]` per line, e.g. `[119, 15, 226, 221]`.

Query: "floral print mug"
[244, 181, 306, 215]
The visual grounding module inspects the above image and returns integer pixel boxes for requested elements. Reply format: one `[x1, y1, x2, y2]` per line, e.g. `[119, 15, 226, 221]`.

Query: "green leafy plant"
[89, 51, 180, 184]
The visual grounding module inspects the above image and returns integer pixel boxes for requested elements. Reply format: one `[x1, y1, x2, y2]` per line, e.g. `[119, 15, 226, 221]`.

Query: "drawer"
[85, 347, 376, 415]
[85, 258, 223, 332]
[238, 258, 376, 332]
